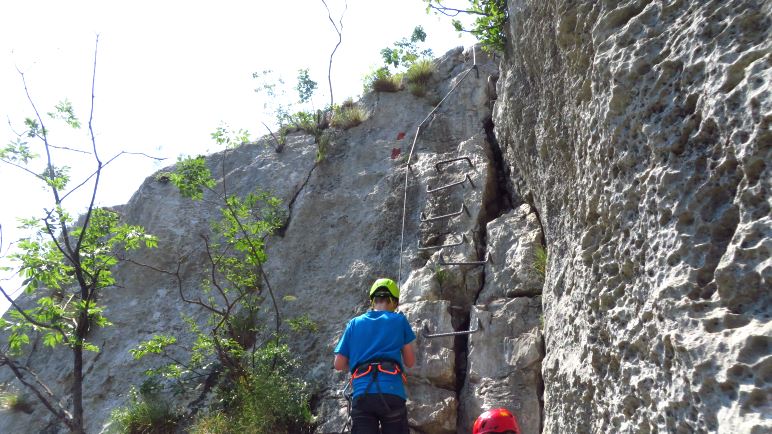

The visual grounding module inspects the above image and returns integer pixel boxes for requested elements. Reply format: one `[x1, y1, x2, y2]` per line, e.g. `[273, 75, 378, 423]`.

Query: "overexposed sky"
[0, 0, 476, 312]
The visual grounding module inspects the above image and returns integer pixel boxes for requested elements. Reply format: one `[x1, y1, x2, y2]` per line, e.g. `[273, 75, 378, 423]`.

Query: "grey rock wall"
[0, 46, 545, 434]
[495, 1, 770, 433]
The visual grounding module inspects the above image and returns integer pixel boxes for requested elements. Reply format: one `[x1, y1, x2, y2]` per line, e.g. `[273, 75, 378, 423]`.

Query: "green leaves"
[169, 156, 216, 200]
[211, 125, 250, 149]
[7, 207, 155, 354]
[23, 118, 43, 138]
[47, 99, 81, 129]
[295, 68, 317, 104]
[131, 335, 177, 360]
[425, 0, 508, 53]
[380, 25, 433, 69]
[0, 138, 37, 164]
[41, 164, 71, 190]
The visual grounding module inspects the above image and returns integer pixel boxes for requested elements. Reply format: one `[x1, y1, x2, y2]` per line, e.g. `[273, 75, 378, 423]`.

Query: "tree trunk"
[71, 343, 84, 434]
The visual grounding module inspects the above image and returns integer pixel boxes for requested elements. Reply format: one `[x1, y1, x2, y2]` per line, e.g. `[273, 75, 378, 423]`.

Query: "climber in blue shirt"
[334, 278, 416, 434]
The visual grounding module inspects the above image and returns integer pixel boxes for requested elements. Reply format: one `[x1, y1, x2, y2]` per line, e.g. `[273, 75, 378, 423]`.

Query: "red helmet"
[473, 408, 521, 434]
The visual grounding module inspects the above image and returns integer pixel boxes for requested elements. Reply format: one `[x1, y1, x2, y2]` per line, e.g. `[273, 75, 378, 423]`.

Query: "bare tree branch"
[0, 353, 74, 430]
[121, 256, 225, 317]
[320, 0, 347, 107]
[261, 122, 284, 153]
[429, 1, 487, 17]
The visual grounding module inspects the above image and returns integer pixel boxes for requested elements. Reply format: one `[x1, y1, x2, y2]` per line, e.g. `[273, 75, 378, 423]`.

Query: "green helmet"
[369, 278, 400, 300]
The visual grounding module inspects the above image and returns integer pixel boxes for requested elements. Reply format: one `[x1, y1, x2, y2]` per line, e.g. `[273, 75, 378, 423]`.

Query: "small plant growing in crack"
[434, 264, 449, 287]
[534, 245, 547, 277]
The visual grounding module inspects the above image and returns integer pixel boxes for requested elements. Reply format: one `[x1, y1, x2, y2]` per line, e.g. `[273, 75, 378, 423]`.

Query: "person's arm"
[334, 354, 349, 372]
[401, 342, 416, 368]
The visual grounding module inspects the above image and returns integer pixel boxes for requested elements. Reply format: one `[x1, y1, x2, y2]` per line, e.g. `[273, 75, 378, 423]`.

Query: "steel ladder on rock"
[397, 47, 489, 339]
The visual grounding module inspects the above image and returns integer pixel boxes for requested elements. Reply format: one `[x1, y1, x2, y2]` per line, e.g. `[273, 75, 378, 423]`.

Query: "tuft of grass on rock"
[109, 389, 182, 434]
[365, 67, 402, 93]
[405, 59, 434, 86]
[0, 391, 33, 414]
[534, 245, 547, 276]
[331, 105, 367, 130]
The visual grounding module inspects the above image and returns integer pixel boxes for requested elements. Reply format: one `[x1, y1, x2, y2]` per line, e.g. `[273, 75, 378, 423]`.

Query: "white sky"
[0, 0, 476, 313]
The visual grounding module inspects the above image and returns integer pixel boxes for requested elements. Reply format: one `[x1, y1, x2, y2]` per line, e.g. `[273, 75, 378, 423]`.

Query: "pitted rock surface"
[495, 1, 770, 432]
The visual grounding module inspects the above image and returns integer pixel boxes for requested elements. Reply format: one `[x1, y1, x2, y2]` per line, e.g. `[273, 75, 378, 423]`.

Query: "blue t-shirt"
[334, 310, 416, 399]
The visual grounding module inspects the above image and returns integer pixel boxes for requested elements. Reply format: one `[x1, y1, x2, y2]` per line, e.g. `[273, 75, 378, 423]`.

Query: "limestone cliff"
[1, 47, 542, 434]
[494, 1, 770, 433]
[1, 2, 769, 433]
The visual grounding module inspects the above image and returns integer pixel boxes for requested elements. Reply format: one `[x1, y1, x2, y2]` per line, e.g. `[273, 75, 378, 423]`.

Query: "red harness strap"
[351, 361, 407, 384]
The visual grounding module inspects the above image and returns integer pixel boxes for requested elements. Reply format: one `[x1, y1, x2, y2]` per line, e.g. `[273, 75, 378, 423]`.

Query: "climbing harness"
[340, 359, 407, 433]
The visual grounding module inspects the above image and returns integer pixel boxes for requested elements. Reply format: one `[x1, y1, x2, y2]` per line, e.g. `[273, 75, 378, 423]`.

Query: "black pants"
[351, 393, 409, 434]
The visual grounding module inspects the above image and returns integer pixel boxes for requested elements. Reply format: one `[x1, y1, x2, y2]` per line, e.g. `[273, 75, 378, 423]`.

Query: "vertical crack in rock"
[276, 159, 317, 237]
[482, 115, 517, 218]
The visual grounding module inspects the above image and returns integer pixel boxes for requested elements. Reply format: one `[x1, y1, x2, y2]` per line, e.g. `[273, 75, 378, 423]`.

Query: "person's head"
[472, 408, 521, 434]
[369, 278, 400, 311]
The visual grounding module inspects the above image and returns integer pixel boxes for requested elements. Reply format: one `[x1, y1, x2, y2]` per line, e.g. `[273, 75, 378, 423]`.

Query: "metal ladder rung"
[426, 173, 474, 193]
[422, 318, 481, 338]
[417, 234, 466, 251]
[435, 156, 473, 172]
[438, 251, 490, 266]
[420, 204, 468, 222]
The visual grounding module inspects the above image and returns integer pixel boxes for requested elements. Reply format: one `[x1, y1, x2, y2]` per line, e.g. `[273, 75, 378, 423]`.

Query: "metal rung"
[422, 318, 481, 338]
[438, 251, 490, 266]
[420, 203, 468, 222]
[426, 173, 474, 193]
[435, 156, 473, 172]
[417, 234, 466, 251]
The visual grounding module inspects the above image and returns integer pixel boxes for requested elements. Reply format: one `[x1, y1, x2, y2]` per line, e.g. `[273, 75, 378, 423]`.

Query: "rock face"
[495, 1, 770, 433]
[0, 46, 546, 434]
[1, 2, 768, 433]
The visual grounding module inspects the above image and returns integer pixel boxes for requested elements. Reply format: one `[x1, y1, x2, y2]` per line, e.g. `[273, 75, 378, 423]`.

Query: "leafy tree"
[424, 0, 508, 53]
[253, 69, 324, 152]
[122, 127, 314, 431]
[0, 38, 157, 434]
[380, 25, 433, 69]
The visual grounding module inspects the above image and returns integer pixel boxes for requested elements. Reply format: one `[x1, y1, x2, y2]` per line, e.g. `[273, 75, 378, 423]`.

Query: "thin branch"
[0, 353, 74, 429]
[201, 235, 230, 310]
[121, 256, 225, 316]
[74, 35, 103, 264]
[40, 213, 77, 273]
[320, 0, 347, 107]
[220, 199, 282, 341]
[429, 1, 487, 17]
[47, 144, 92, 155]
[16, 67, 77, 269]
[0, 284, 71, 345]
[0, 158, 48, 182]
[261, 122, 284, 153]
[59, 150, 165, 203]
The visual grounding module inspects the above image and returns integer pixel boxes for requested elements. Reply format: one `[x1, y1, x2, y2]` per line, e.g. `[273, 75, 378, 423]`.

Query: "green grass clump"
[316, 132, 331, 162]
[365, 67, 402, 93]
[331, 105, 367, 130]
[189, 343, 313, 434]
[0, 390, 33, 414]
[408, 82, 427, 97]
[109, 389, 181, 434]
[534, 245, 548, 276]
[405, 59, 434, 86]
